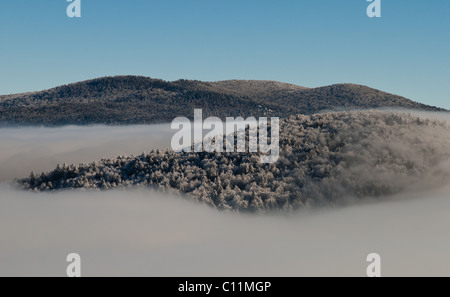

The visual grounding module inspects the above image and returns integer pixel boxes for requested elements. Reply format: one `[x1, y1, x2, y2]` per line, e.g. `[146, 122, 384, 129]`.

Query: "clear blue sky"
[1, 1, 449, 108]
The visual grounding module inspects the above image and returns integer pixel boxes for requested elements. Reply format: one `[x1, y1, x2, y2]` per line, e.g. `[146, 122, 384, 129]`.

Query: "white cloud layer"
[1, 113, 450, 276]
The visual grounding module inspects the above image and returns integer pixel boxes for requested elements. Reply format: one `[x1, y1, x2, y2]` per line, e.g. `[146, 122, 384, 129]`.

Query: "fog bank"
[1, 114, 450, 276]
[0, 125, 173, 181]
[1, 183, 450, 276]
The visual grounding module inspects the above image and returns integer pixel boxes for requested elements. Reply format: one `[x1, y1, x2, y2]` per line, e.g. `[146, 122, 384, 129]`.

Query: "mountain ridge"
[0, 75, 445, 126]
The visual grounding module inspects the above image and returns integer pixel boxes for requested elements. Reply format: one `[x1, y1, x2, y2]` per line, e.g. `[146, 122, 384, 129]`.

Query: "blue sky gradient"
[1, 1, 449, 108]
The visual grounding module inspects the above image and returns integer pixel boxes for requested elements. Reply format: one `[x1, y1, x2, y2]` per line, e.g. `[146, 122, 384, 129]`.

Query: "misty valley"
[1, 115, 450, 276]
[1, 106, 450, 276]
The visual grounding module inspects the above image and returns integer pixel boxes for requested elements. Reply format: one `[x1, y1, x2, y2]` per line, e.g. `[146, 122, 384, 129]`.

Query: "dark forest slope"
[0, 76, 444, 125]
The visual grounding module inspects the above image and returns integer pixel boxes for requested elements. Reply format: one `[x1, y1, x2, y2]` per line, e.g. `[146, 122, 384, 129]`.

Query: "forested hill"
[0, 76, 445, 126]
[19, 111, 450, 212]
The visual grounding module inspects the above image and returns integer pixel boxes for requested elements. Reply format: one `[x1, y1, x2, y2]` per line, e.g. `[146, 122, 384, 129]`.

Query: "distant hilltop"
[0, 76, 445, 126]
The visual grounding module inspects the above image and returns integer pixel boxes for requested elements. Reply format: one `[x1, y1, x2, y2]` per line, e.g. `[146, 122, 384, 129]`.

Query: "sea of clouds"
[1, 112, 450, 276]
